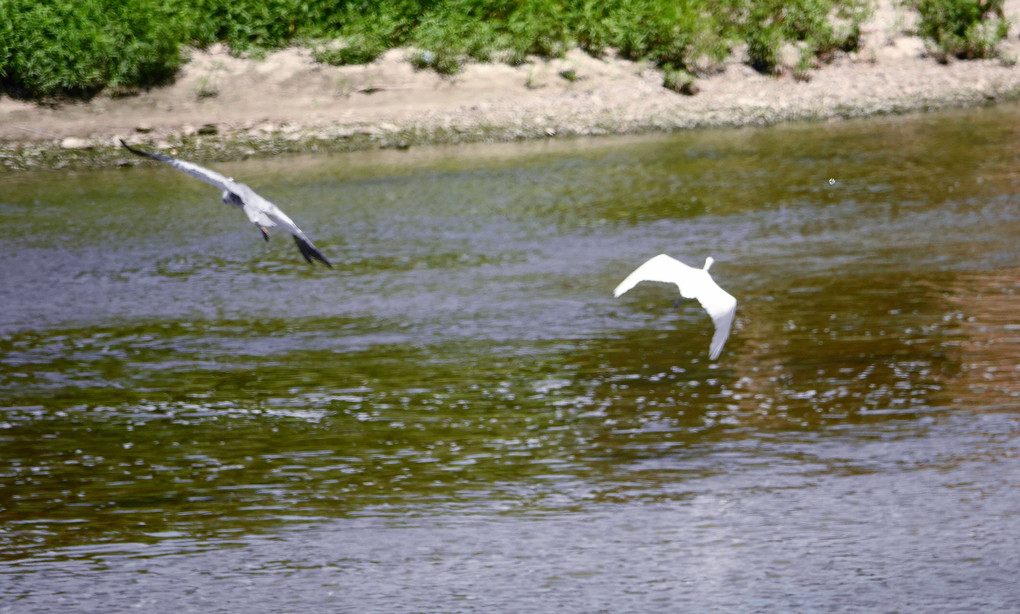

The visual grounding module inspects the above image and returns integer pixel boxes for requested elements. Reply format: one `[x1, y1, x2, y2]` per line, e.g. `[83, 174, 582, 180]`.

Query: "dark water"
[2, 104, 1019, 612]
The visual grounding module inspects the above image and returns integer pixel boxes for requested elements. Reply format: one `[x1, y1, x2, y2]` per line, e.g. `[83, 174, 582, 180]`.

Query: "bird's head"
[703, 256, 715, 271]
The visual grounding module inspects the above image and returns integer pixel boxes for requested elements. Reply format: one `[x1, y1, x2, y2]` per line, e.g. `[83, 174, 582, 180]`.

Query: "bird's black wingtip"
[119, 139, 165, 161]
[293, 236, 332, 268]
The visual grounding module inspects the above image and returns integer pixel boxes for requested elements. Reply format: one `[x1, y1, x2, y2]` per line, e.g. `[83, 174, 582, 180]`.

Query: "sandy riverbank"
[3, 1, 1020, 171]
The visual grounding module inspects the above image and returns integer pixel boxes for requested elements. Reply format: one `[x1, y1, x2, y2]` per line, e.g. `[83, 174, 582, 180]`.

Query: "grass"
[0, 0, 1007, 100]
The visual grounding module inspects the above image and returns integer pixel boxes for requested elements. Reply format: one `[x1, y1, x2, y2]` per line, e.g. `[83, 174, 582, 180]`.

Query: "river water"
[2, 104, 1019, 612]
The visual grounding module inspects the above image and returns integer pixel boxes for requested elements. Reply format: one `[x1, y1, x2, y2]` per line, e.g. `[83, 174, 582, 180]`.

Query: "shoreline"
[3, 1, 1020, 172]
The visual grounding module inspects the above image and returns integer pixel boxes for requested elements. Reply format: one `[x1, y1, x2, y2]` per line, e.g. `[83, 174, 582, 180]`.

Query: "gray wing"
[235, 185, 332, 267]
[120, 140, 241, 193]
[121, 140, 331, 267]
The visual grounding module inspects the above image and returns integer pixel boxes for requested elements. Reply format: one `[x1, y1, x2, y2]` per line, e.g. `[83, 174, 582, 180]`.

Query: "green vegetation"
[0, 0, 1006, 101]
[915, 0, 1010, 61]
[662, 66, 698, 95]
[0, 0, 188, 98]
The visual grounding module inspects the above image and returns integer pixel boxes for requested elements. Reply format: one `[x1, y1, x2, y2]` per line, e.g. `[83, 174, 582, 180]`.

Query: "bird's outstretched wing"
[121, 140, 331, 267]
[233, 185, 332, 267]
[614, 254, 737, 360]
[697, 286, 737, 360]
[613, 254, 700, 298]
[120, 140, 240, 193]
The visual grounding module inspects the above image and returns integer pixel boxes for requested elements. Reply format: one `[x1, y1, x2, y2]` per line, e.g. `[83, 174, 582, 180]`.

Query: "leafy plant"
[0, 0, 187, 98]
[313, 2, 416, 66]
[915, 0, 1009, 60]
[745, 21, 784, 74]
[409, 49, 462, 75]
[662, 65, 698, 95]
[742, 0, 870, 74]
[313, 36, 385, 67]
[187, 0, 305, 53]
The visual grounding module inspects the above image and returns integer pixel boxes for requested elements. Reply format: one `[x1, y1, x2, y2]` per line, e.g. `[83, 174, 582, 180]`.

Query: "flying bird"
[120, 140, 331, 267]
[614, 254, 736, 360]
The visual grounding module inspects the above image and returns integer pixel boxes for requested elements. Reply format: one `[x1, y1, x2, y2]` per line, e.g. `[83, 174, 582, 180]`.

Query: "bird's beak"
[259, 226, 270, 242]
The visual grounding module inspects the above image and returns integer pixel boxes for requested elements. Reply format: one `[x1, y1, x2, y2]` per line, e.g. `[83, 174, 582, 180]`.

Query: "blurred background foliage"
[0, 0, 1009, 99]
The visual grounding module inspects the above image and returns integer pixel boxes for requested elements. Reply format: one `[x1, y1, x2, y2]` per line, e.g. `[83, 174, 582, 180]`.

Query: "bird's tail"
[293, 236, 332, 268]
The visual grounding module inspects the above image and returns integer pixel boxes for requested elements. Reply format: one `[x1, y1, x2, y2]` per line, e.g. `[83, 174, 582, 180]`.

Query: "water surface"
[2, 104, 1019, 611]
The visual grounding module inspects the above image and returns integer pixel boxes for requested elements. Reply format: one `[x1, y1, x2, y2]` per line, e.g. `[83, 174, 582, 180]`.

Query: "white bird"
[121, 140, 331, 267]
[614, 254, 737, 360]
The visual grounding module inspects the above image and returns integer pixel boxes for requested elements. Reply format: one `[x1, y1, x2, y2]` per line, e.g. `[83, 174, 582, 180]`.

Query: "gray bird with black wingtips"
[121, 140, 331, 267]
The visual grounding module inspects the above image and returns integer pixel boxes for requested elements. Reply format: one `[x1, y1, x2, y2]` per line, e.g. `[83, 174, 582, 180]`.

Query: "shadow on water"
[1, 104, 1019, 609]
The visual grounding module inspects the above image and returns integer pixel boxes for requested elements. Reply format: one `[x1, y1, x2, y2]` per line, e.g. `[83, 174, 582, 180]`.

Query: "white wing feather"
[699, 287, 737, 360]
[163, 157, 240, 194]
[120, 140, 240, 193]
[165, 164, 304, 240]
[614, 254, 737, 360]
[613, 254, 700, 298]
[230, 184, 328, 265]
[235, 185, 305, 238]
